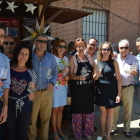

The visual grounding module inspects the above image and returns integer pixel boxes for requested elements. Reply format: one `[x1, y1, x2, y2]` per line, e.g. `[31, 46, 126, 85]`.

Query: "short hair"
[118, 39, 129, 47]
[0, 22, 6, 33]
[136, 37, 140, 42]
[98, 41, 114, 64]
[88, 37, 98, 43]
[11, 45, 32, 69]
[68, 41, 75, 52]
[75, 37, 86, 48]
[52, 39, 68, 57]
[34, 33, 48, 41]
[4, 35, 15, 41]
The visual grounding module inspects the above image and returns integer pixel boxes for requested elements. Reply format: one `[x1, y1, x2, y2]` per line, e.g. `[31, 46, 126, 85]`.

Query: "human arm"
[114, 60, 122, 103]
[93, 60, 101, 80]
[69, 56, 85, 81]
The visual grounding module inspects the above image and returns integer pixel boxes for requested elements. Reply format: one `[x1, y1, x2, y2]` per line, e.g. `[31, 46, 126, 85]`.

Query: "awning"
[44, 6, 92, 24]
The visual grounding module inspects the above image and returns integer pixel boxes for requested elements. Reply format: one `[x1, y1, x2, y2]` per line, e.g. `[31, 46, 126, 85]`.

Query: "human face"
[101, 44, 111, 58]
[76, 42, 86, 54]
[2, 36, 16, 54]
[18, 48, 29, 65]
[0, 29, 5, 46]
[34, 36, 48, 52]
[56, 42, 66, 56]
[136, 41, 140, 53]
[119, 42, 129, 58]
[87, 39, 97, 54]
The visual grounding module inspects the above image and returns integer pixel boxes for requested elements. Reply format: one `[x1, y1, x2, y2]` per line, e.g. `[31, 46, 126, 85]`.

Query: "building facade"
[51, 0, 140, 54]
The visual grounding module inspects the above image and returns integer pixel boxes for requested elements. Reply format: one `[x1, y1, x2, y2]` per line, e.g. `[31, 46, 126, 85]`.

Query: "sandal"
[52, 133, 62, 140]
[58, 130, 68, 140]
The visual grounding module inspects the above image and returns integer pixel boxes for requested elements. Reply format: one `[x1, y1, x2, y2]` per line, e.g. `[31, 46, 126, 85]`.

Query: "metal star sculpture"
[22, 18, 54, 41]
[6, 2, 18, 13]
[24, 4, 37, 15]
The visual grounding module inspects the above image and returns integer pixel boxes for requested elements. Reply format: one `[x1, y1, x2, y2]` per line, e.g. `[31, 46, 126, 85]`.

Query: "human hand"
[48, 83, 53, 90]
[0, 109, 7, 124]
[28, 93, 35, 100]
[0, 81, 3, 88]
[130, 70, 137, 76]
[64, 75, 69, 81]
[79, 75, 86, 81]
[115, 95, 121, 103]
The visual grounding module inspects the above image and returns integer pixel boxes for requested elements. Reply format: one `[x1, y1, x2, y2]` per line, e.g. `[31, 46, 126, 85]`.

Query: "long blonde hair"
[97, 41, 114, 63]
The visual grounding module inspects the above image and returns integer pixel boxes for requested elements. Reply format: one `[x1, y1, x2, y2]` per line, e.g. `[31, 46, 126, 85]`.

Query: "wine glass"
[131, 62, 137, 70]
[46, 69, 53, 87]
[81, 67, 88, 76]
[27, 82, 36, 101]
[97, 62, 103, 77]
[0, 68, 8, 90]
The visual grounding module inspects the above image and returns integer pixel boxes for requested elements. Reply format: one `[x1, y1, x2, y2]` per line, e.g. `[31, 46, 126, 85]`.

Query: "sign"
[0, 18, 11, 27]
[9, 28, 18, 37]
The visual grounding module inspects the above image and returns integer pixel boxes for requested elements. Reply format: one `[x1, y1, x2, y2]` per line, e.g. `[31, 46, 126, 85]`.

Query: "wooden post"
[38, 5, 44, 30]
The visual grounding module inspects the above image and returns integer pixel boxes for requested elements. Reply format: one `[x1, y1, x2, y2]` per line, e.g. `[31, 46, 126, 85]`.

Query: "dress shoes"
[124, 132, 131, 138]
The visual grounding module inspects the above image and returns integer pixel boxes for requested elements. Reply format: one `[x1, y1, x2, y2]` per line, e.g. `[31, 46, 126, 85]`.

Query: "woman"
[52, 39, 69, 140]
[7, 45, 37, 140]
[93, 42, 121, 140]
[69, 38, 94, 140]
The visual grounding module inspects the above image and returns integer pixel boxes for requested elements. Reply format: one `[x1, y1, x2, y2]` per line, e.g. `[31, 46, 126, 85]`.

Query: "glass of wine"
[81, 67, 88, 84]
[46, 69, 53, 87]
[97, 62, 103, 77]
[131, 62, 137, 71]
[27, 82, 35, 101]
[0, 68, 8, 90]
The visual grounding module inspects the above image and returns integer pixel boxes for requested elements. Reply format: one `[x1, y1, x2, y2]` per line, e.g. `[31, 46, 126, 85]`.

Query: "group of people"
[0, 21, 140, 140]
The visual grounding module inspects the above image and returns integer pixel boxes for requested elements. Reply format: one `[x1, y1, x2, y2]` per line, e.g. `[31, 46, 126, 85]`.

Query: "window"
[83, 8, 107, 46]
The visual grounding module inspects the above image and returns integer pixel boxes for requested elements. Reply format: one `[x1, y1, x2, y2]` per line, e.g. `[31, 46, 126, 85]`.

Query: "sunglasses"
[36, 40, 48, 44]
[119, 47, 129, 50]
[102, 48, 111, 52]
[58, 45, 67, 49]
[76, 38, 85, 42]
[89, 44, 97, 47]
[3, 42, 15, 45]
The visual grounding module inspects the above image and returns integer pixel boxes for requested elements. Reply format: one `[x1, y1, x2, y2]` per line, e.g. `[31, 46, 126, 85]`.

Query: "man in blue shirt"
[28, 33, 58, 140]
[0, 22, 11, 140]
[136, 37, 140, 138]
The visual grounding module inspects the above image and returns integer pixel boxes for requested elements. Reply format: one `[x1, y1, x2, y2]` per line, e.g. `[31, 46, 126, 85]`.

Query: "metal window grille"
[82, 8, 107, 46]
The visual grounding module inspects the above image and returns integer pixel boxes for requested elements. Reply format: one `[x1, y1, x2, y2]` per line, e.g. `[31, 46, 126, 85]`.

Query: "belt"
[37, 89, 47, 91]
[122, 84, 133, 88]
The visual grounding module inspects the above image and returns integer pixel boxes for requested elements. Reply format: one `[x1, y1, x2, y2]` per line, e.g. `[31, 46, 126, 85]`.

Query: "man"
[0, 22, 11, 140]
[2, 35, 16, 61]
[28, 33, 58, 140]
[111, 39, 138, 138]
[136, 37, 140, 137]
[85, 37, 98, 132]
[85, 37, 98, 62]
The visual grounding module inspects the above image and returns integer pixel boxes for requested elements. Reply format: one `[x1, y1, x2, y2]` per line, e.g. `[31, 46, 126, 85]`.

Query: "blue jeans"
[0, 100, 6, 140]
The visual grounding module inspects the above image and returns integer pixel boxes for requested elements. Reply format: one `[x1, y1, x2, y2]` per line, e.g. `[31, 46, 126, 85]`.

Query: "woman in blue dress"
[52, 39, 69, 140]
[7, 45, 37, 140]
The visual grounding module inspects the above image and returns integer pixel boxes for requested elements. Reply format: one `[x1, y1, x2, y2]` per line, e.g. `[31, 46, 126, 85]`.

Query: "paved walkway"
[61, 84, 140, 140]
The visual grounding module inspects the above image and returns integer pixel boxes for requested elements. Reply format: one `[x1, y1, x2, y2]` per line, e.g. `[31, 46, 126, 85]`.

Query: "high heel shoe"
[58, 130, 68, 140]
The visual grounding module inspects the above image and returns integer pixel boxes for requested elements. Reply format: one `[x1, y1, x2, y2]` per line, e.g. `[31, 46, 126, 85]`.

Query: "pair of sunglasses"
[76, 38, 85, 42]
[36, 40, 48, 44]
[3, 42, 15, 45]
[89, 44, 97, 47]
[102, 48, 111, 52]
[119, 47, 129, 50]
[58, 45, 67, 49]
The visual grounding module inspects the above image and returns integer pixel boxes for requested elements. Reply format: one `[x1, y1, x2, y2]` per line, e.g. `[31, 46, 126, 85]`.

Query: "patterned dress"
[52, 56, 69, 108]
